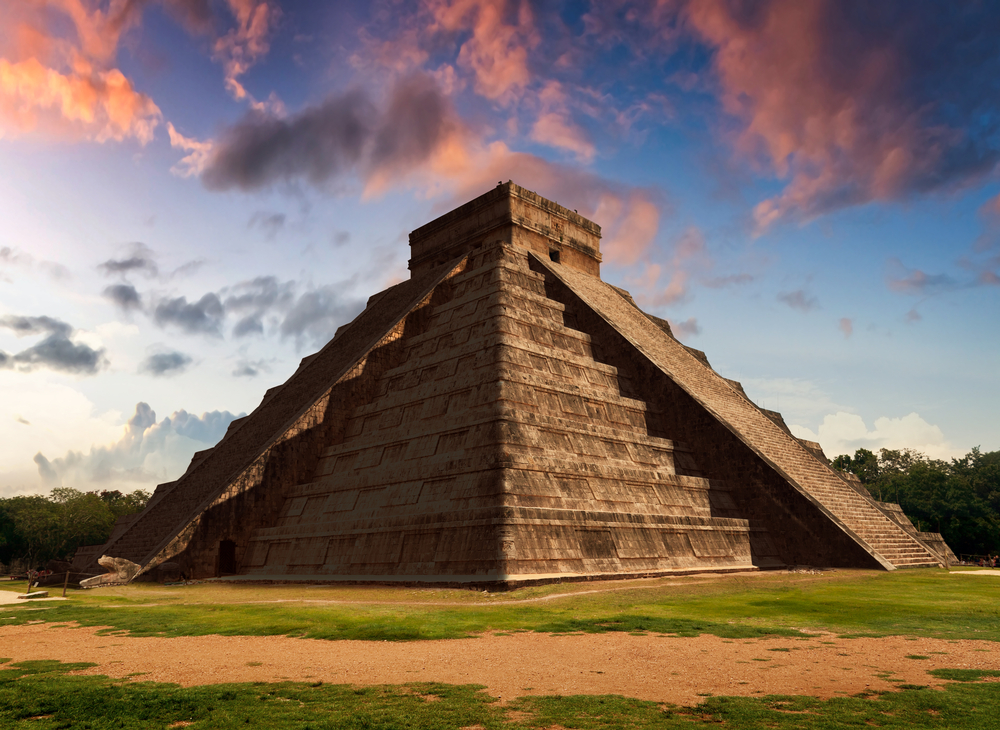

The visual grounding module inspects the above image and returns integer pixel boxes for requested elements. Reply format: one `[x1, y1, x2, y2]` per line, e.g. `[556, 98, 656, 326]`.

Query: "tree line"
[0, 488, 150, 573]
[832, 447, 1000, 557]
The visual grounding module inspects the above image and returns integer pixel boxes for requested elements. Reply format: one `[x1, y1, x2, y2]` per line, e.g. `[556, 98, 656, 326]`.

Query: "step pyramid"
[89, 182, 949, 586]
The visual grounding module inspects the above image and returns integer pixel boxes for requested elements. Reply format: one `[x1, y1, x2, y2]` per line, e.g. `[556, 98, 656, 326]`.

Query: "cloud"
[198, 68, 664, 276]
[167, 122, 214, 177]
[153, 293, 225, 336]
[232, 358, 269, 377]
[621, 226, 707, 307]
[681, 1, 1000, 229]
[98, 242, 158, 277]
[32, 401, 244, 490]
[704, 273, 754, 289]
[0, 57, 161, 144]
[671, 317, 701, 339]
[0, 246, 32, 268]
[0, 314, 106, 375]
[33, 452, 58, 487]
[777, 289, 819, 312]
[201, 87, 373, 191]
[426, 0, 539, 102]
[248, 211, 286, 239]
[0, 0, 160, 143]
[222, 275, 296, 337]
[279, 284, 366, 349]
[885, 258, 956, 296]
[212, 0, 280, 104]
[792, 410, 957, 461]
[529, 81, 595, 161]
[139, 350, 193, 377]
[103, 283, 143, 312]
[838, 317, 853, 338]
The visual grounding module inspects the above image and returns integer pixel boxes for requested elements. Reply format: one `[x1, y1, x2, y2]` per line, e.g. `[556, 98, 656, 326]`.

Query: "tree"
[0, 487, 150, 570]
[832, 447, 1000, 556]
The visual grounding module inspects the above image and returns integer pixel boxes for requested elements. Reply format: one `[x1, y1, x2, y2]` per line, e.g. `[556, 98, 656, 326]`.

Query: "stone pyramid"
[89, 183, 950, 587]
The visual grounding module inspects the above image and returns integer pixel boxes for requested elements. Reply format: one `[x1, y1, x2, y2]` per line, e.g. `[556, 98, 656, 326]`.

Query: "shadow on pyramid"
[83, 183, 953, 589]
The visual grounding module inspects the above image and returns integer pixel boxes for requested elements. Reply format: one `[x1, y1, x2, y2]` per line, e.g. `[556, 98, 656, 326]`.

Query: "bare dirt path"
[2, 624, 997, 705]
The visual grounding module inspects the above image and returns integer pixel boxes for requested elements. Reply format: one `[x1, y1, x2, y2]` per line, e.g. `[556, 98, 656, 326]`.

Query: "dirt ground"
[2, 623, 997, 705]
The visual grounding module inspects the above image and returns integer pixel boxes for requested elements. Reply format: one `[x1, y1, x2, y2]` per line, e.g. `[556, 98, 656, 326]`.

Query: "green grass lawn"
[3, 569, 1000, 728]
[2, 658, 1000, 729]
[1, 568, 998, 642]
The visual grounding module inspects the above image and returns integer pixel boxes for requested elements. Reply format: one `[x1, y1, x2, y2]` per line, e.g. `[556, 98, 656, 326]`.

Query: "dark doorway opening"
[219, 539, 237, 575]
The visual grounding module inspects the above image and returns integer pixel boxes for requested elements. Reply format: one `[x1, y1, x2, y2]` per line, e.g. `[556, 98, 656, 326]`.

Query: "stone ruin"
[80, 182, 954, 588]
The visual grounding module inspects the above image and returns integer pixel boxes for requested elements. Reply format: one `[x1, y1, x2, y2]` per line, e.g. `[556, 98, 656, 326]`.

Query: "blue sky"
[1, 0, 998, 496]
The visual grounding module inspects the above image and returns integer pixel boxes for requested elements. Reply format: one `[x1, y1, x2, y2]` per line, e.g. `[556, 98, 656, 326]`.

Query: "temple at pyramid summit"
[80, 182, 955, 588]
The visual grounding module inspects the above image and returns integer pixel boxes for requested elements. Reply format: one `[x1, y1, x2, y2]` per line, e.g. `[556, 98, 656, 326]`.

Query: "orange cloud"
[682, 0, 1000, 231]
[0, 0, 159, 143]
[528, 80, 595, 161]
[213, 0, 279, 104]
[0, 56, 159, 142]
[427, 0, 537, 102]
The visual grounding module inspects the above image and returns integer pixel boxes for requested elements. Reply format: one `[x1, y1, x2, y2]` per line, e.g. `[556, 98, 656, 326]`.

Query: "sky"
[1, 0, 998, 498]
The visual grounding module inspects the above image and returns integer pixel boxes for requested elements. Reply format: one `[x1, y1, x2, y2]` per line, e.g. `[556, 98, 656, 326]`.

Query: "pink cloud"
[527, 80, 595, 161]
[0, 56, 160, 143]
[0, 2, 159, 143]
[681, 0, 1000, 230]
[622, 226, 708, 307]
[213, 0, 279, 105]
[839, 317, 853, 338]
[427, 0, 538, 102]
[671, 317, 701, 339]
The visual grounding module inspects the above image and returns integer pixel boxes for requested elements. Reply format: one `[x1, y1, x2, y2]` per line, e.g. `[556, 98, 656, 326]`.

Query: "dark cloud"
[368, 73, 448, 176]
[778, 290, 819, 312]
[0, 315, 72, 338]
[279, 284, 365, 348]
[0, 315, 106, 375]
[232, 315, 263, 337]
[233, 358, 270, 377]
[11, 334, 107, 374]
[99, 242, 158, 278]
[201, 75, 450, 191]
[202, 89, 373, 191]
[139, 350, 193, 376]
[103, 283, 143, 312]
[223, 276, 295, 313]
[33, 452, 59, 486]
[681, 1, 1000, 227]
[222, 275, 296, 337]
[248, 211, 287, 239]
[153, 293, 225, 336]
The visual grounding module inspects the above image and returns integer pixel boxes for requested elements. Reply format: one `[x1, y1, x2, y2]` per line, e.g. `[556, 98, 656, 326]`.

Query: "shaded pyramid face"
[93, 183, 948, 586]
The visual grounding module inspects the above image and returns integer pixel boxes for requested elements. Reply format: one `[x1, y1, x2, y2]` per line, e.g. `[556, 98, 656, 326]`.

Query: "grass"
[1, 569, 999, 643]
[2, 659, 1000, 729]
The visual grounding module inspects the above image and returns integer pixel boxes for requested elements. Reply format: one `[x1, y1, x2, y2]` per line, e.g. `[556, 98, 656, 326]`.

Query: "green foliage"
[832, 447, 1000, 555]
[0, 487, 149, 569]
[2, 660, 1000, 729]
